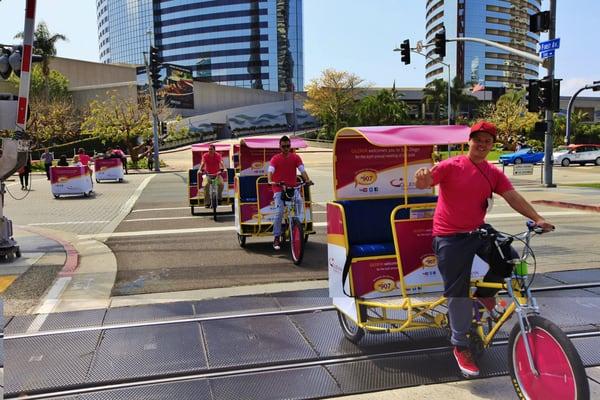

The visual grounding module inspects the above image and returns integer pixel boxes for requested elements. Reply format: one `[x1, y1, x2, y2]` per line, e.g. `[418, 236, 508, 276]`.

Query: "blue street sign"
[541, 49, 555, 59]
[539, 38, 560, 52]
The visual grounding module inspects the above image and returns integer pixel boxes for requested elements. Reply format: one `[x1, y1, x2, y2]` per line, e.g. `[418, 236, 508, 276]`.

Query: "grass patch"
[439, 150, 507, 161]
[563, 183, 600, 189]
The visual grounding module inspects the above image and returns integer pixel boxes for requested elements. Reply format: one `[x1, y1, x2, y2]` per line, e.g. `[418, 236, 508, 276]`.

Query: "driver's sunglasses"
[280, 144, 291, 149]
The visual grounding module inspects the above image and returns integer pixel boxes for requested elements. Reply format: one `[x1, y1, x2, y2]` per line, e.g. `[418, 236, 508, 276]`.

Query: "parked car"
[499, 148, 544, 165]
[552, 144, 600, 167]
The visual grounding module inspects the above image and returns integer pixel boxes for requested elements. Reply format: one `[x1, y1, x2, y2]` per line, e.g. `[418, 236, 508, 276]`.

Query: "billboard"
[136, 64, 194, 109]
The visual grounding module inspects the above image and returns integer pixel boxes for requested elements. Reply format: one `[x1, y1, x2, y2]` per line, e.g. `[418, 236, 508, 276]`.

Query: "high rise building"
[96, 0, 303, 92]
[425, 0, 541, 95]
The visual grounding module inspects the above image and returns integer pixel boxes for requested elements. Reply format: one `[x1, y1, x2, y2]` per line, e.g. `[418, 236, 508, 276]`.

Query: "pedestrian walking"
[40, 148, 53, 180]
[18, 154, 32, 190]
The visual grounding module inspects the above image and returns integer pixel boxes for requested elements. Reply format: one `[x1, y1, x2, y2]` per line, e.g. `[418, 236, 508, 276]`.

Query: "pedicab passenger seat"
[337, 196, 437, 258]
[239, 175, 258, 202]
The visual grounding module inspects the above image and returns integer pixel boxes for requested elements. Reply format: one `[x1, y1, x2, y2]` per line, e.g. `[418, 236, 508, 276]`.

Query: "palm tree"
[423, 78, 447, 124]
[15, 22, 67, 99]
[450, 77, 478, 119]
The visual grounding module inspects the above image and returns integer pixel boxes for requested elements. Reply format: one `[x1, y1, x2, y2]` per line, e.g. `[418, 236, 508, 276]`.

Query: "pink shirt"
[270, 152, 303, 193]
[431, 155, 513, 236]
[79, 154, 91, 166]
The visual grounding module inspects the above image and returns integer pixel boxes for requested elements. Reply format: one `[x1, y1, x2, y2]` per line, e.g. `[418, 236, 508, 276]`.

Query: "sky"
[0, 0, 598, 96]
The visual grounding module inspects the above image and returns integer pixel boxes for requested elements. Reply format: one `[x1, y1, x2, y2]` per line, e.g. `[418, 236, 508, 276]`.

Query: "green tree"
[423, 78, 447, 125]
[15, 22, 67, 99]
[355, 88, 409, 126]
[8, 64, 69, 101]
[26, 97, 83, 145]
[81, 91, 153, 162]
[450, 77, 478, 119]
[304, 69, 365, 138]
[479, 90, 539, 146]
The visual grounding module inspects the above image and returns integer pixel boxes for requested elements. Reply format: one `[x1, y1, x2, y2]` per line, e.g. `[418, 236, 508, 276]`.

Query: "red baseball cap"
[470, 120, 497, 140]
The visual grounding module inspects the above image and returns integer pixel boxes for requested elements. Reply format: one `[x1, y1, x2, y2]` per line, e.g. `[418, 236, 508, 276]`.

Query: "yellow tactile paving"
[0, 275, 17, 292]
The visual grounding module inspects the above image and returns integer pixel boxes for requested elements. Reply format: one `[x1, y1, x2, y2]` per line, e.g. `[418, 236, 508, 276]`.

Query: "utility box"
[0, 98, 18, 131]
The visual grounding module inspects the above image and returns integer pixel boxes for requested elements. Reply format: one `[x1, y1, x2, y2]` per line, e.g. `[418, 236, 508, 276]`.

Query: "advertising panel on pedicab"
[240, 181, 313, 224]
[51, 166, 93, 196]
[334, 137, 433, 199]
[94, 157, 124, 182]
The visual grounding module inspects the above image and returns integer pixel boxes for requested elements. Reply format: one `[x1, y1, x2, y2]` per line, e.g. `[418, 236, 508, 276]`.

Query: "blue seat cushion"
[227, 168, 235, 184]
[337, 196, 437, 247]
[350, 242, 396, 258]
[239, 175, 259, 202]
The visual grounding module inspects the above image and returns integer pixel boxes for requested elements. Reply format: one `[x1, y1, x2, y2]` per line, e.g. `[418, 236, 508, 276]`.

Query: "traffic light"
[148, 46, 162, 90]
[539, 76, 561, 112]
[400, 39, 410, 65]
[527, 79, 540, 112]
[160, 121, 168, 138]
[529, 11, 551, 33]
[434, 31, 446, 58]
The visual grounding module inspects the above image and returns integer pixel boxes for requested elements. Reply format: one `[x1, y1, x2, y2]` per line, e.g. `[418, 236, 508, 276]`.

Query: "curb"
[531, 200, 600, 213]
[18, 226, 79, 276]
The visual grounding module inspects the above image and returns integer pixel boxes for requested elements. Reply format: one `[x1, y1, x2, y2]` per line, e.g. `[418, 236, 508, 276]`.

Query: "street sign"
[539, 38, 560, 52]
[540, 49, 555, 59]
[513, 164, 534, 176]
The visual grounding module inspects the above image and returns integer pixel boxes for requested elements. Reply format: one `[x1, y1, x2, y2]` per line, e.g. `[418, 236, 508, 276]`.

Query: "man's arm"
[501, 190, 554, 231]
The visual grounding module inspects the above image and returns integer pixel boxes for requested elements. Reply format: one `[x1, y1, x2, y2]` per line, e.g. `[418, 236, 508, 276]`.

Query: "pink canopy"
[191, 143, 231, 152]
[240, 137, 307, 149]
[335, 125, 470, 146]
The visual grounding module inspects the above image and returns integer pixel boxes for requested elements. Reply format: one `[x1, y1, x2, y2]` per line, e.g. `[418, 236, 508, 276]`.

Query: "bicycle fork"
[506, 277, 540, 377]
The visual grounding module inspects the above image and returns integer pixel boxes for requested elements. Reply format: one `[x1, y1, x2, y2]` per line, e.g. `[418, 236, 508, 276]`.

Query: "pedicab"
[234, 137, 315, 262]
[50, 165, 93, 198]
[94, 157, 124, 182]
[188, 142, 235, 216]
[328, 125, 588, 399]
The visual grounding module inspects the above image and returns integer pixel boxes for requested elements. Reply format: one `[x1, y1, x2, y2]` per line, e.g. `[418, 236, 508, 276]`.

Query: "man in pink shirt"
[77, 148, 91, 166]
[415, 121, 553, 378]
[200, 144, 225, 208]
[267, 136, 312, 250]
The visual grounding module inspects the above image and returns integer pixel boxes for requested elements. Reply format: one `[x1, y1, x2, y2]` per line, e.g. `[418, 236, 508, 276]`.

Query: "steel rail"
[6, 328, 600, 400]
[6, 280, 600, 340]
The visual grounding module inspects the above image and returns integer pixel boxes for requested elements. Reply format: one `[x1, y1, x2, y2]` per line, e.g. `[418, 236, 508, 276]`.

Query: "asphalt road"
[103, 148, 600, 296]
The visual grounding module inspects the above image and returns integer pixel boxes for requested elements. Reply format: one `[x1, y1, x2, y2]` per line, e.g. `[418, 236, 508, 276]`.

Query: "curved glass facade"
[97, 0, 303, 92]
[425, 0, 541, 90]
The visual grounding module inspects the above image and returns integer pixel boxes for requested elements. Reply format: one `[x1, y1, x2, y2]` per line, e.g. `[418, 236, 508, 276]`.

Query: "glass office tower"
[425, 0, 541, 93]
[97, 0, 303, 92]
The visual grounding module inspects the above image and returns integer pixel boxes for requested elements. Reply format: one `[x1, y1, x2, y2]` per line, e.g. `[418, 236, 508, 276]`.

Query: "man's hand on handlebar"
[532, 219, 555, 233]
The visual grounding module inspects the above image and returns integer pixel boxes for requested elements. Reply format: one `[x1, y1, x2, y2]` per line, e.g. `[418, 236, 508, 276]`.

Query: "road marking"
[28, 221, 110, 226]
[79, 221, 328, 240]
[94, 174, 157, 242]
[132, 206, 190, 213]
[0, 275, 17, 292]
[124, 216, 203, 223]
[27, 277, 72, 333]
[77, 210, 593, 240]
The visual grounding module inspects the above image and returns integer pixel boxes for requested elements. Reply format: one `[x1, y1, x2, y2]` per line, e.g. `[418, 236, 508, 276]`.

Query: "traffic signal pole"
[565, 82, 600, 145]
[542, 0, 557, 187]
[143, 50, 160, 172]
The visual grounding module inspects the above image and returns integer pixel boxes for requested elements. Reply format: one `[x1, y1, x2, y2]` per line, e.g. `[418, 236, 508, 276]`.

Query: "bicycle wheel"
[508, 315, 589, 400]
[290, 218, 305, 265]
[337, 310, 365, 344]
[211, 189, 217, 221]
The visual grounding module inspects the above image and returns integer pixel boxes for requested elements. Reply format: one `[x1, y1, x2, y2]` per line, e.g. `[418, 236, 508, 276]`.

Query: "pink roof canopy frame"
[191, 143, 231, 152]
[240, 137, 307, 149]
[335, 125, 471, 147]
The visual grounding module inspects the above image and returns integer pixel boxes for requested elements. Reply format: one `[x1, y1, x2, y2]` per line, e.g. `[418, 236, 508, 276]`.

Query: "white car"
[553, 144, 600, 167]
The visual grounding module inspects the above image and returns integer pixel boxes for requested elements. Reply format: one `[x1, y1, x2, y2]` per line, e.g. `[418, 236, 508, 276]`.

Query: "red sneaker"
[453, 346, 480, 377]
